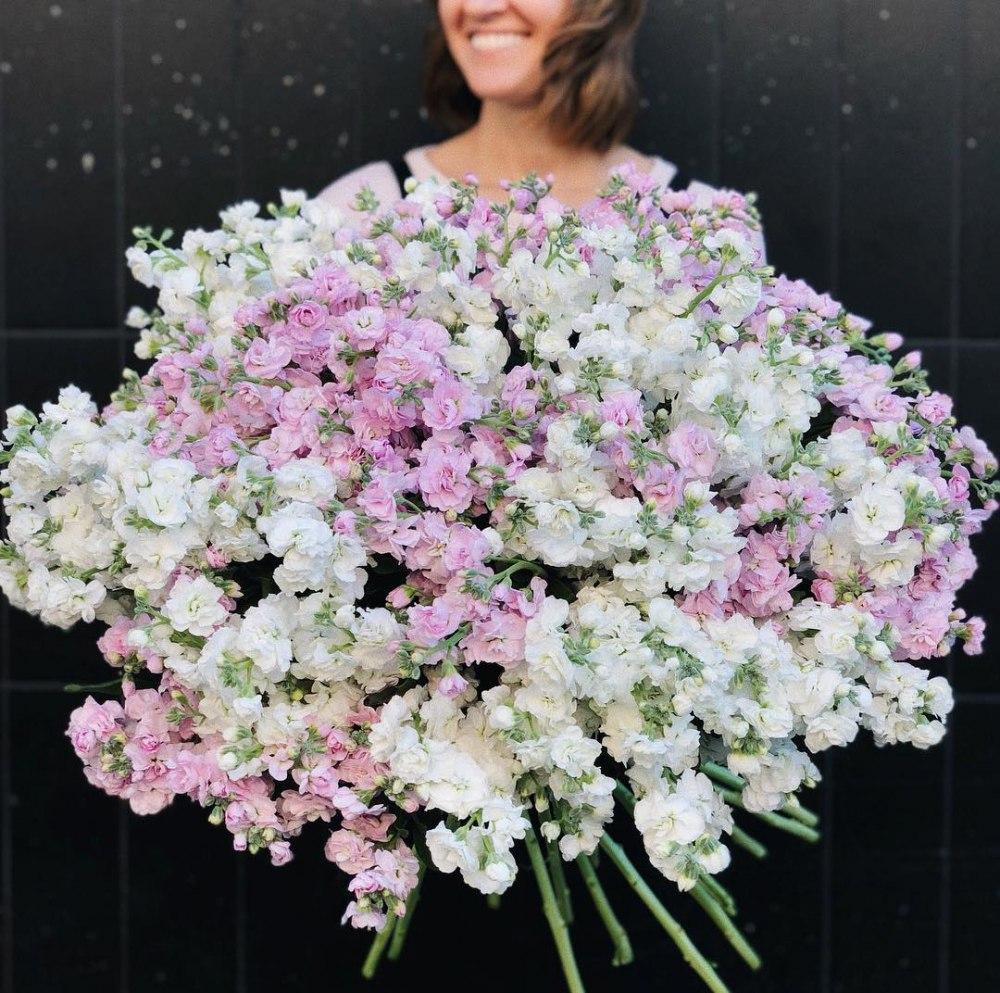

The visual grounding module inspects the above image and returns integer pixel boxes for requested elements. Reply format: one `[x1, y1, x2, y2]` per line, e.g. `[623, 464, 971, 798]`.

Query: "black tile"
[719, 0, 840, 289]
[829, 849, 942, 993]
[831, 737, 945, 853]
[634, 0, 722, 185]
[9, 691, 120, 991]
[351, 0, 435, 169]
[838, 0, 961, 340]
[3, 332, 123, 416]
[960, 0, 1000, 338]
[7, 610, 111, 686]
[951, 704, 1000, 855]
[127, 803, 241, 989]
[122, 2, 241, 314]
[950, 855, 1000, 989]
[2, 1, 119, 329]
[238, 1, 358, 204]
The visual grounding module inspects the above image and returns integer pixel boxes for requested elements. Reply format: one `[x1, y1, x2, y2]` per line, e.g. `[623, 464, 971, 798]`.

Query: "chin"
[461, 65, 543, 105]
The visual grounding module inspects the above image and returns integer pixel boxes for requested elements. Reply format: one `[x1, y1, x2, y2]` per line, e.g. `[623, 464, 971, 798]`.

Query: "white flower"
[162, 575, 228, 637]
[847, 483, 906, 544]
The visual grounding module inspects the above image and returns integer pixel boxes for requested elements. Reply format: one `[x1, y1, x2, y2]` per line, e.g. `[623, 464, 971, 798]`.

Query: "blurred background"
[0, 1, 997, 991]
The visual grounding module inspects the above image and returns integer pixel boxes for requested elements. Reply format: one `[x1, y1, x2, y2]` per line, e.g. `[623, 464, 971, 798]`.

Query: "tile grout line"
[232, 4, 249, 990]
[710, 0, 724, 186]
[820, 4, 845, 991]
[0, 1, 13, 988]
[939, 2, 966, 990]
[112, 4, 130, 992]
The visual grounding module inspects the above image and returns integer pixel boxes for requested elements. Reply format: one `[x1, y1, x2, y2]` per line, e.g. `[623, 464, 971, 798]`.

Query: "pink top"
[316, 144, 766, 260]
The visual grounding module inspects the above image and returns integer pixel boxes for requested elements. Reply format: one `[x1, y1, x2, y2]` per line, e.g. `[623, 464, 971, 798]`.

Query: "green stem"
[524, 827, 587, 993]
[598, 833, 731, 993]
[387, 862, 425, 962]
[700, 761, 746, 792]
[548, 840, 575, 924]
[730, 825, 768, 860]
[577, 853, 633, 966]
[613, 780, 636, 814]
[690, 882, 761, 970]
[490, 559, 547, 586]
[682, 262, 734, 318]
[779, 798, 820, 829]
[699, 872, 736, 917]
[718, 789, 820, 844]
[361, 915, 397, 980]
[64, 677, 122, 694]
[487, 893, 502, 910]
[702, 762, 819, 827]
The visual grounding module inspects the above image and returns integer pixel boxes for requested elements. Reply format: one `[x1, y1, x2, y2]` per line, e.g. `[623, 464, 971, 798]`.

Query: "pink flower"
[916, 391, 953, 425]
[407, 596, 466, 647]
[66, 697, 124, 758]
[667, 422, 719, 479]
[325, 829, 377, 874]
[243, 336, 293, 379]
[437, 670, 470, 698]
[416, 445, 475, 512]
[422, 378, 480, 430]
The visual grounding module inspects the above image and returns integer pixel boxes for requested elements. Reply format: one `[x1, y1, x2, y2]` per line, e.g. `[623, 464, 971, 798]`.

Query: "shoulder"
[314, 160, 402, 214]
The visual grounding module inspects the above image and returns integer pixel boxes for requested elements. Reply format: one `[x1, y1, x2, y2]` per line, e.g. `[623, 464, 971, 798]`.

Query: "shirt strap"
[389, 156, 413, 191]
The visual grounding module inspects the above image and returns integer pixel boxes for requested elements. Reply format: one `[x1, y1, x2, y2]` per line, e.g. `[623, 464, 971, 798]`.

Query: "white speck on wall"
[388, 108, 399, 120]
[0, 61, 11, 74]
[879, 8, 891, 21]
[270, 125, 282, 137]
[49, 4, 62, 17]
[287, 137, 298, 150]
[47, 122, 59, 135]
[190, 73, 202, 87]
[151, 156, 162, 169]
[760, 94, 771, 106]
[966, 136, 978, 150]
[151, 52, 163, 65]
[172, 71, 184, 84]
[82, 117, 92, 130]
[45, 157, 58, 171]
[175, 18, 187, 30]
[251, 20, 265, 33]
[81, 152, 96, 173]
[313, 83, 326, 97]
[337, 131, 350, 148]
[218, 115, 231, 131]
[842, 103, 854, 115]
[218, 144, 231, 157]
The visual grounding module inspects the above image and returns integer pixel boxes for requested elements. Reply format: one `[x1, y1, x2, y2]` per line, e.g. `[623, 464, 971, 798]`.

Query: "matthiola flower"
[2, 164, 995, 993]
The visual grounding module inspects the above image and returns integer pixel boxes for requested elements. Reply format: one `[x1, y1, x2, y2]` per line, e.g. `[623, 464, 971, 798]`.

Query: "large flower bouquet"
[1, 166, 996, 992]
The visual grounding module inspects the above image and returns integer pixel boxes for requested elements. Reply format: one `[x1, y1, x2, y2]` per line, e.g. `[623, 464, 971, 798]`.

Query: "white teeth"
[469, 32, 527, 52]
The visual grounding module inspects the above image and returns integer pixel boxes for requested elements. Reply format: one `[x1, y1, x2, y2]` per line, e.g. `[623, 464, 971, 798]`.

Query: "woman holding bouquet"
[319, 0, 723, 216]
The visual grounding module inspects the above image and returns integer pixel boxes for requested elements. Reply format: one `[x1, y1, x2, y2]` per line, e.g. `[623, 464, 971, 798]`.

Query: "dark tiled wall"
[0, 2, 997, 991]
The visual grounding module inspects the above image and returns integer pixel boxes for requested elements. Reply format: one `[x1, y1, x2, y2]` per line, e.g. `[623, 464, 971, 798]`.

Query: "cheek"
[516, 0, 572, 34]
[437, 0, 463, 37]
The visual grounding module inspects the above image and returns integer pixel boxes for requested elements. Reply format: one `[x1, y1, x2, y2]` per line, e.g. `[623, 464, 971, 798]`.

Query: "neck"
[464, 100, 603, 182]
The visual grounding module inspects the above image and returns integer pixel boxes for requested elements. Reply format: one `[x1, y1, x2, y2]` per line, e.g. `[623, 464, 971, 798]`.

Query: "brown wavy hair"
[423, 0, 647, 153]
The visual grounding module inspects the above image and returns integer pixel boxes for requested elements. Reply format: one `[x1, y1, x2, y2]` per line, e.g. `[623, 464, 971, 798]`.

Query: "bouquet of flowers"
[1, 165, 995, 992]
